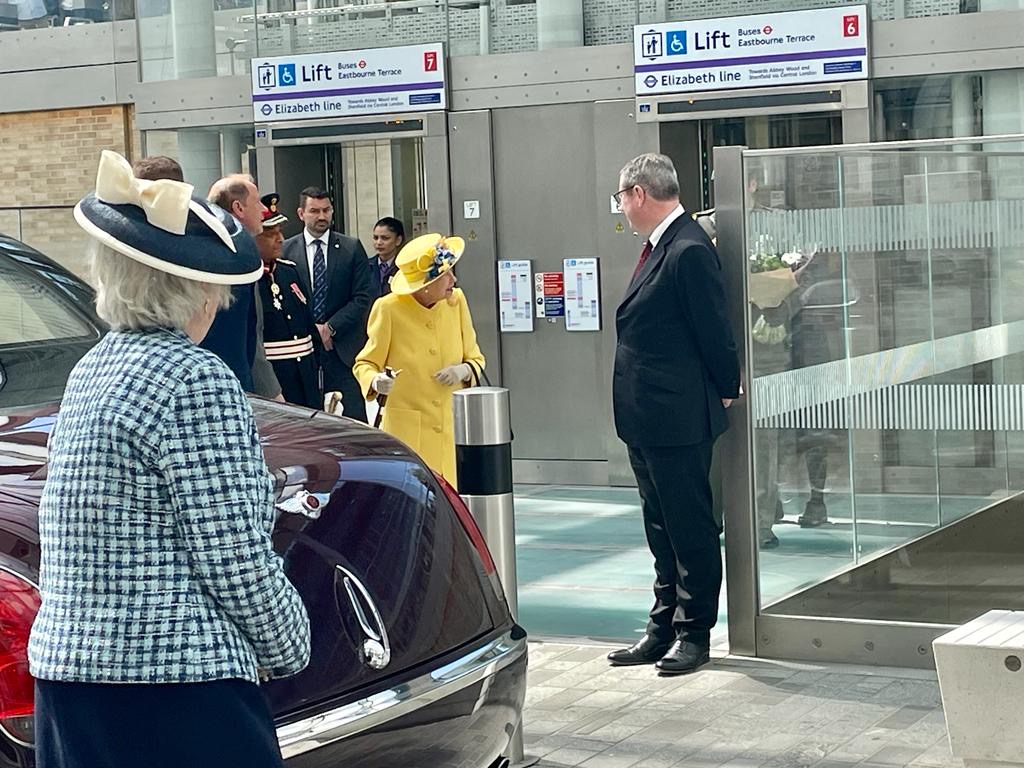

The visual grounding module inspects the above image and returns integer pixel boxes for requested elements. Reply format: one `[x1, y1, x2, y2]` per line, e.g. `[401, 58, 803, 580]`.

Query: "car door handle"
[335, 565, 392, 671]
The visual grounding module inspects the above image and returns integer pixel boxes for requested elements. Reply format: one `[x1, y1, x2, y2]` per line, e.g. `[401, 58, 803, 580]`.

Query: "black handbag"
[467, 361, 491, 387]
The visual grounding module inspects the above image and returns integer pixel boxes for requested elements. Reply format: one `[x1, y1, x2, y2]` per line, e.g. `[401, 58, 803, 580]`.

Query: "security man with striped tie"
[254, 193, 321, 409]
[281, 186, 373, 422]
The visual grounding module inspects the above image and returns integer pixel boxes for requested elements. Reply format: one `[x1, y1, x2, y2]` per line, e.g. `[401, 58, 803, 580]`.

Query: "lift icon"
[257, 63, 275, 89]
[641, 31, 663, 59]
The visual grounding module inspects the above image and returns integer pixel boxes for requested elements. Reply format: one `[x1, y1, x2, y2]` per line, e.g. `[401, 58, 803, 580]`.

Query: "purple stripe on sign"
[635, 48, 867, 73]
[254, 80, 445, 101]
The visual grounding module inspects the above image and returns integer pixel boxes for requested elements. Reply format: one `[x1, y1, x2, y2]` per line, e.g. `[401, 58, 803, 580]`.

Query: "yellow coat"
[354, 288, 485, 485]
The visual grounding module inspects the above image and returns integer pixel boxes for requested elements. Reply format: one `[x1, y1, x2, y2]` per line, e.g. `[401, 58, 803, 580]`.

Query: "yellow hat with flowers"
[389, 233, 465, 295]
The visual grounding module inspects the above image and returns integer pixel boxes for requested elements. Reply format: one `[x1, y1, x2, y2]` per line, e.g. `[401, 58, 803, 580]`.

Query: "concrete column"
[536, 0, 584, 49]
[221, 129, 243, 176]
[951, 75, 976, 149]
[479, 5, 491, 55]
[981, 70, 1024, 137]
[171, 0, 217, 80]
[178, 131, 222, 200]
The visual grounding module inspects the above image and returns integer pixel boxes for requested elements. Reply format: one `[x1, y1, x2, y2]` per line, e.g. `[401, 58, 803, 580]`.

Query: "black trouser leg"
[336, 366, 366, 423]
[320, 351, 368, 423]
[630, 442, 721, 643]
[629, 446, 678, 643]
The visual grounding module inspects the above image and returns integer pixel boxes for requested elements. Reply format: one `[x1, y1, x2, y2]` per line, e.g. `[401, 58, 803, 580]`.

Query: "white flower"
[781, 251, 802, 266]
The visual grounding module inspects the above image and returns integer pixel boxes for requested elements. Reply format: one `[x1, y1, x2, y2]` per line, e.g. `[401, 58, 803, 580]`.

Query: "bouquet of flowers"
[748, 234, 806, 310]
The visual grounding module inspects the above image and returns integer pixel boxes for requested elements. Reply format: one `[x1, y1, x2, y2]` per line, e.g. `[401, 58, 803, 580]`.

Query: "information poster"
[498, 260, 533, 333]
[534, 272, 565, 319]
[563, 258, 601, 332]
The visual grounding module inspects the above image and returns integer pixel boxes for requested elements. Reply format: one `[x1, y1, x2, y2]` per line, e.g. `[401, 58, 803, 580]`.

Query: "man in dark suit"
[206, 174, 284, 401]
[607, 153, 741, 676]
[282, 187, 373, 422]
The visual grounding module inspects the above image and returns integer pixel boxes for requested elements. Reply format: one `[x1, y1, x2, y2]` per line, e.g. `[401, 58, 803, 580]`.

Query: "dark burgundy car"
[0, 234, 526, 768]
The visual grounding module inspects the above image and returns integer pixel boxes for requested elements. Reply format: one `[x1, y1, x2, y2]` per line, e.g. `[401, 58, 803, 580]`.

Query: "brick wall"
[0, 105, 134, 278]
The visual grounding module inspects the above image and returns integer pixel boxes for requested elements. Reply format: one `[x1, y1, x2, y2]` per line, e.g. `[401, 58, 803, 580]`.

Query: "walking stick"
[373, 367, 399, 429]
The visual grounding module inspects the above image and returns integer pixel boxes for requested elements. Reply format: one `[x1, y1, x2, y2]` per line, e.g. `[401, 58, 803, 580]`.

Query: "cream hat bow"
[94, 150, 195, 236]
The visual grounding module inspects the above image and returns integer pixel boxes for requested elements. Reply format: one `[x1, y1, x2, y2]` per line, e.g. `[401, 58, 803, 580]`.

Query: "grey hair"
[89, 241, 232, 331]
[619, 153, 680, 202]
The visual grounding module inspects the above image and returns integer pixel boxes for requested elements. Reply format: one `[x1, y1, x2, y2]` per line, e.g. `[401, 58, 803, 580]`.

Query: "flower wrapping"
[749, 268, 798, 309]
[748, 235, 804, 309]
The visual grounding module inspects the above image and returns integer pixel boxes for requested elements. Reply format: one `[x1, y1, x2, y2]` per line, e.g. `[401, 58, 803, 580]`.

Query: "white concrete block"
[934, 610, 1024, 765]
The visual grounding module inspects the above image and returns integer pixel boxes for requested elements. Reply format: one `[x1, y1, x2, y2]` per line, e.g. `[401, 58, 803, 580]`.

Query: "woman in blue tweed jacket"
[27, 151, 311, 768]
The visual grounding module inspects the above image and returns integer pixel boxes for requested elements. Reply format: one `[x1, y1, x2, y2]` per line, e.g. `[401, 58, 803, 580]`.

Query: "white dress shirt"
[303, 230, 330, 292]
[648, 204, 686, 248]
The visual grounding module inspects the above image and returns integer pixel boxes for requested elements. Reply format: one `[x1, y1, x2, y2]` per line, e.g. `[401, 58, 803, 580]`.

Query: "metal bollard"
[452, 387, 536, 768]
[453, 387, 519, 617]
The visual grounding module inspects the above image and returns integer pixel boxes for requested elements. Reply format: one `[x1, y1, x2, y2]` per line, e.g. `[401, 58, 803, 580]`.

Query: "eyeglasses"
[613, 185, 639, 205]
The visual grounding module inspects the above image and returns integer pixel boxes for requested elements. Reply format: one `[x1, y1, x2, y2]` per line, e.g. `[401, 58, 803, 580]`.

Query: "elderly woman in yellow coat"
[354, 233, 485, 485]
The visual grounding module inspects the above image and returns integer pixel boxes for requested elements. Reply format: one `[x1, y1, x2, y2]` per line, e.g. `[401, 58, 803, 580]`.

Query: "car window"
[0, 261, 93, 345]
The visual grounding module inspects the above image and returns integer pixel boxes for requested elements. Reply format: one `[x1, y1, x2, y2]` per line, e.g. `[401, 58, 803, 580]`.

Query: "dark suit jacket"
[282, 231, 373, 366]
[613, 214, 741, 448]
[200, 283, 256, 393]
[368, 254, 399, 299]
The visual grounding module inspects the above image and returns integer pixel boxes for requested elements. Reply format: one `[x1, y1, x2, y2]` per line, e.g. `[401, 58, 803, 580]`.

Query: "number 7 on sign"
[424, 51, 438, 71]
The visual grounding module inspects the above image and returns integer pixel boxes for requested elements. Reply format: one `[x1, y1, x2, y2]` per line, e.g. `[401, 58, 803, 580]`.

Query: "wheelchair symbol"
[277, 63, 297, 87]
[666, 31, 688, 56]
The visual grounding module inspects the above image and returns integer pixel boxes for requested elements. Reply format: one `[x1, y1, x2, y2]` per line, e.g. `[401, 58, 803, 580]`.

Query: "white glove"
[372, 371, 396, 396]
[434, 363, 473, 387]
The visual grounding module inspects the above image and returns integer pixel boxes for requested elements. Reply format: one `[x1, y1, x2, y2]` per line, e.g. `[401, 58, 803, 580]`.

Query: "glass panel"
[138, 1, 256, 81]
[746, 151, 858, 606]
[659, 0, 1003, 24]
[245, 0, 592, 59]
[0, 0, 131, 32]
[142, 126, 257, 200]
[745, 138, 1024, 624]
[875, 71, 1024, 141]
[340, 137, 425, 256]
[0, 259, 91, 344]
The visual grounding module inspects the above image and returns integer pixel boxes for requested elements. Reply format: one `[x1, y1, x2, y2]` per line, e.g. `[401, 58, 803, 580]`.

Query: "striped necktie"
[312, 239, 327, 322]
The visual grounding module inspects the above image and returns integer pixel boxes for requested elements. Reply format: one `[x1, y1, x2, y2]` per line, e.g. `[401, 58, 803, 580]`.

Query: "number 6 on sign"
[843, 14, 859, 36]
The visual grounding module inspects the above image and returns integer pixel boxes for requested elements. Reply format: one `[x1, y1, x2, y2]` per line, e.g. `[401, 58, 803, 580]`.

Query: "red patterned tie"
[632, 240, 652, 281]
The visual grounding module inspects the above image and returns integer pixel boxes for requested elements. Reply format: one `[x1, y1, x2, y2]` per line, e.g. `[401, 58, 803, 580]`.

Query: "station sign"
[633, 5, 868, 96]
[251, 42, 446, 121]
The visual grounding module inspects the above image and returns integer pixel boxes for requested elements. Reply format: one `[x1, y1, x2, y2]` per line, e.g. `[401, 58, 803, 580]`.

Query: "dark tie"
[312, 240, 327, 322]
[632, 240, 652, 281]
[379, 260, 390, 291]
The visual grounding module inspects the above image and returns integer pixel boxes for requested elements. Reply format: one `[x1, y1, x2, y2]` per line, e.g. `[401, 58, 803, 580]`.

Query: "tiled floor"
[521, 641, 963, 768]
[513, 485, 994, 644]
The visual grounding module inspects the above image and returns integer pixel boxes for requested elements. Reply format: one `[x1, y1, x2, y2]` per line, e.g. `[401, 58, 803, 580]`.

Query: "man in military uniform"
[255, 193, 322, 409]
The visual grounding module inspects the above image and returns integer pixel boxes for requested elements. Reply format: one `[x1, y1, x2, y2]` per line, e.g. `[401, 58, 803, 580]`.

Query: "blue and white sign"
[633, 5, 868, 95]
[251, 42, 446, 121]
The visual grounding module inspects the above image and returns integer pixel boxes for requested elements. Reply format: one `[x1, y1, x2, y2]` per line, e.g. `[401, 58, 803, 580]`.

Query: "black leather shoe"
[655, 639, 711, 676]
[607, 634, 672, 666]
[798, 498, 828, 528]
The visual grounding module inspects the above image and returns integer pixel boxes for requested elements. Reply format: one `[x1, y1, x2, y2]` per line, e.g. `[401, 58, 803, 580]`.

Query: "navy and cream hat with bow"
[74, 151, 262, 285]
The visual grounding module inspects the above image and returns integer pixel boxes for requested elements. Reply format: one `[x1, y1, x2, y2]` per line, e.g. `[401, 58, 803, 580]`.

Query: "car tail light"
[434, 472, 496, 575]
[0, 569, 39, 745]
